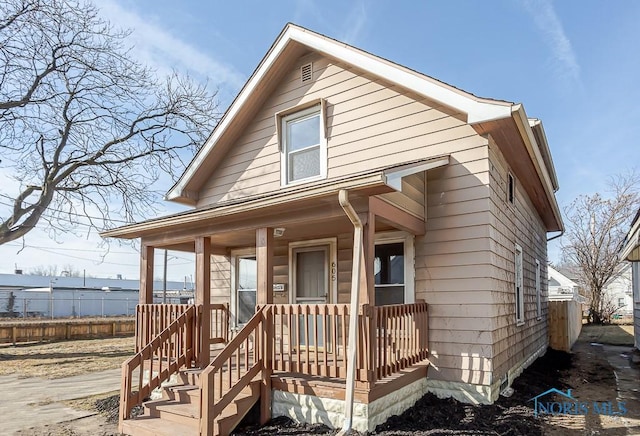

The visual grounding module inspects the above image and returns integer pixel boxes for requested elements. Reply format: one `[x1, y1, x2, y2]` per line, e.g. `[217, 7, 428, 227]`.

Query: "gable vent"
[301, 63, 313, 83]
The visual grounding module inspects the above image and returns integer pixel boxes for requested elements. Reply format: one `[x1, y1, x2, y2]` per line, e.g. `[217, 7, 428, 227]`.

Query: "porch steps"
[122, 368, 261, 436]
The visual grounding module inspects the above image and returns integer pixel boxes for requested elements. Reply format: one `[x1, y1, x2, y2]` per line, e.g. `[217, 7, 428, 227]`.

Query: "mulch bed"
[235, 348, 573, 435]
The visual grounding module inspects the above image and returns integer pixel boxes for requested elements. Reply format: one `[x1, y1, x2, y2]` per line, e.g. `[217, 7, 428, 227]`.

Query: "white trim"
[383, 156, 449, 191]
[374, 231, 415, 304]
[230, 247, 256, 329]
[288, 238, 338, 304]
[166, 24, 513, 202]
[280, 104, 327, 186]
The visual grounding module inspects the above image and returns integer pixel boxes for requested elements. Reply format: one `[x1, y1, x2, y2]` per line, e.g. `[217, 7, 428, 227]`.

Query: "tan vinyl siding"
[378, 172, 425, 218]
[197, 52, 475, 207]
[417, 143, 495, 386]
[486, 136, 548, 384]
[210, 254, 230, 306]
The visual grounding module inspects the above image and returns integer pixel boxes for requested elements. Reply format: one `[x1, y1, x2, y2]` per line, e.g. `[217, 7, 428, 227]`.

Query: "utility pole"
[163, 249, 168, 304]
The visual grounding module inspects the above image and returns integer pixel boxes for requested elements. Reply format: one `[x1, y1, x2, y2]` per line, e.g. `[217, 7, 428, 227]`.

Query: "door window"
[236, 256, 257, 325]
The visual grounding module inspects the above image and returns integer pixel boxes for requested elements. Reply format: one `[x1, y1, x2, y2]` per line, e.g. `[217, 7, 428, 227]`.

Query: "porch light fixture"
[273, 227, 286, 237]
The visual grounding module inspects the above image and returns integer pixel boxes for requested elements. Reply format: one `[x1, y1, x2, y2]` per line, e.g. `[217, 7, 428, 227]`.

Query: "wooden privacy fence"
[548, 300, 583, 352]
[0, 318, 135, 345]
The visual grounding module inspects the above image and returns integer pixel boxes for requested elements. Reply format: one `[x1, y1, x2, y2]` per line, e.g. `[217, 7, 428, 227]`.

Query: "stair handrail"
[119, 304, 201, 431]
[200, 306, 266, 436]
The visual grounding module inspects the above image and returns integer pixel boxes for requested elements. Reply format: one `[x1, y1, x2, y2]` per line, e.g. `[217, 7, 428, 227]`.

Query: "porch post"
[139, 243, 154, 305]
[256, 227, 274, 305]
[256, 227, 273, 424]
[195, 236, 211, 367]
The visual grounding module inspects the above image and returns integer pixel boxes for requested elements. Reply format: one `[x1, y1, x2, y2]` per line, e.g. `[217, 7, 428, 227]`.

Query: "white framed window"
[535, 259, 541, 320]
[374, 232, 415, 306]
[515, 244, 524, 325]
[230, 248, 257, 328]
[280, 104, 327, 185]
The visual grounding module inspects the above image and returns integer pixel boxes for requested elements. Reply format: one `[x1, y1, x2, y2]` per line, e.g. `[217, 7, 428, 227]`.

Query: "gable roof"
[164, 23, 562, 232]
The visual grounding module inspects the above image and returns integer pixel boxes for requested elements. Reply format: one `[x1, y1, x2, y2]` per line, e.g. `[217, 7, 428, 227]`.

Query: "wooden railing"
[268, 304, 354, 379]
[119, 305, 201, 428]
[200, 306, 265, 436]
[265, 303, 428, 383]
[373, 302, 429, 379]
[135, 304, 193, 352]
[210, 303, 229, 345]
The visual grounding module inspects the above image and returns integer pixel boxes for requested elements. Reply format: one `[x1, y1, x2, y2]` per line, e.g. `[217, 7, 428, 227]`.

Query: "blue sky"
[1, 0, 639, 280]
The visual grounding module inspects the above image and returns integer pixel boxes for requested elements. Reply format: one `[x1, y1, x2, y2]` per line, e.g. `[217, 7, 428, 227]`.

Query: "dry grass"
[0, 337, 135, 379]
[580, 324, 634, 346]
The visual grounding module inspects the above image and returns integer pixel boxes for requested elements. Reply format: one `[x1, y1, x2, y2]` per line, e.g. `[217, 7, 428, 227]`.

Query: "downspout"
[337, 189, 363, 435]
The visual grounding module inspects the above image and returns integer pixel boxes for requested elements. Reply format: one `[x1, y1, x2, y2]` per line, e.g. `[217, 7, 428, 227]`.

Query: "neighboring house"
[102, 24, 563, 435]
[548, 266, 585, 303]
[602, 264, 633, 317]
[621, 209, 640, 349]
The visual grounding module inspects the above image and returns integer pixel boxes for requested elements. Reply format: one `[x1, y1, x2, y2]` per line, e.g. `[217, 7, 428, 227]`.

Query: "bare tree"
[561, 172, 640, 324]
[28, 263, 83, 277]
[0, 0, 219, 245]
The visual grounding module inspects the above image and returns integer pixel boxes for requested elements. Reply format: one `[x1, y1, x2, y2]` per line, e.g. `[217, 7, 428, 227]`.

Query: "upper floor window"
[281, 104, 326, 185]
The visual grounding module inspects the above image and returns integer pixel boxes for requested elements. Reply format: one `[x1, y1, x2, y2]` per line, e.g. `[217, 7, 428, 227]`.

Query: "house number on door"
[331, 262, 337, 281]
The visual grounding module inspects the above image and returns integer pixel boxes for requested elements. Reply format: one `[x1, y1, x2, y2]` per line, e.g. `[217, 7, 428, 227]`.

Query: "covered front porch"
[112, 182, 432, 435]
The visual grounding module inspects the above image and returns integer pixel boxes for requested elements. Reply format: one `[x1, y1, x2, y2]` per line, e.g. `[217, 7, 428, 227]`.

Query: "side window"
[515, 244, 524, 324]
[281, 105, 325, 184]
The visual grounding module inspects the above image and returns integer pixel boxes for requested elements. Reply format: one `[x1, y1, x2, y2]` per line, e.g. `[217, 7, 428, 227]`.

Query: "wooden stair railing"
[200, 306, 266, 436]
[119, 304, 201, 432]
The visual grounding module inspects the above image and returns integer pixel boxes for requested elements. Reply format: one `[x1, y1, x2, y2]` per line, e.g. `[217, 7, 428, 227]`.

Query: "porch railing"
[135, 303, 229, 353]
[265, 302, 429, 383]
[120, 304, 201, 428]
[269, 304, 352, 378]
[210, 303, 229, 345]
[200, 306, 265, 436]
[373, 302, 429, 379]
[135, 304, 192, 352]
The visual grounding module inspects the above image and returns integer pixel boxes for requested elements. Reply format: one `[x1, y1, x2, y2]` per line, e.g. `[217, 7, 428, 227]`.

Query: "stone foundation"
[272, 377, 429, 432]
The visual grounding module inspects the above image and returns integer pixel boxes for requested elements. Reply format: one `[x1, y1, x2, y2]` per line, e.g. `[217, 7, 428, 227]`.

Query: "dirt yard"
[0, 336, 134, 379]
[6, 325, 638, 435]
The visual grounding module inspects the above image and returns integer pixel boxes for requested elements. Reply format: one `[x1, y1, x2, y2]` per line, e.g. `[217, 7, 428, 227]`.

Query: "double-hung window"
[280, 104, 326, 185]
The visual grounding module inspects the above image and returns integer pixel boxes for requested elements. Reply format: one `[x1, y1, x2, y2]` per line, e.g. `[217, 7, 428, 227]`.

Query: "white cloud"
[341, 0, 368, 45]
[521, 0, 580, 84]
[94, 0, 245, 92]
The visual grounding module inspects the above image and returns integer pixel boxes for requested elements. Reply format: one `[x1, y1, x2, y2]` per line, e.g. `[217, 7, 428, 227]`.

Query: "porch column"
[256, 227, 274, 305]
[195, 236, 211, 367]
[139, 243, 154, 305]
[256, 227, 273, 424]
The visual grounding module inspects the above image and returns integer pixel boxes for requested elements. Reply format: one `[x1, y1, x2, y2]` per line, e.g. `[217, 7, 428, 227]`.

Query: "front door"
[293, 245, 329, 347]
